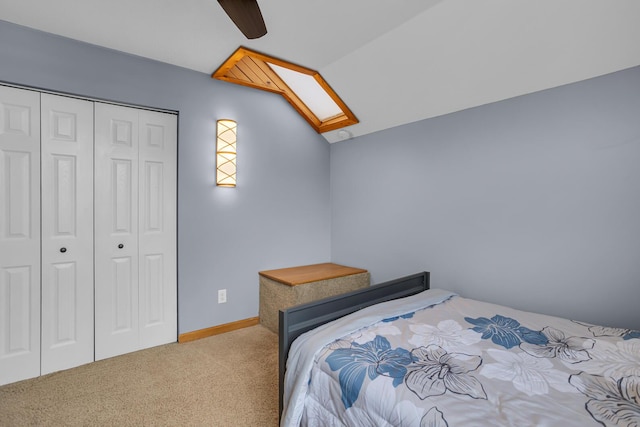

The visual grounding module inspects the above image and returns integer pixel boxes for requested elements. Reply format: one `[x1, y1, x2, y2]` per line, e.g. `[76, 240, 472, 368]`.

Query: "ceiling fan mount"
[217, 0, 267, 39]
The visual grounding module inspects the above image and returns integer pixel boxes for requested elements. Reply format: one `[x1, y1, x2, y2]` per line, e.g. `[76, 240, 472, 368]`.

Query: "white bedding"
[281, 289, 640, 427]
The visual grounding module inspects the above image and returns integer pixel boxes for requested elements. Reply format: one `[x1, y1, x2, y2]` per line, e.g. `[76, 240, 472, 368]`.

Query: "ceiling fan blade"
[217, 0, 267, 39]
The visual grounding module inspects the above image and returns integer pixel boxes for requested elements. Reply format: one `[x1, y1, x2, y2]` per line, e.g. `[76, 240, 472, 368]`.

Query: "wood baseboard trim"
[178, 317, 260, 343]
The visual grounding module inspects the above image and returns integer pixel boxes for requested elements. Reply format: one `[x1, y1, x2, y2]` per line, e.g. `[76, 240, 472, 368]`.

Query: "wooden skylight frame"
[212, 47, 358, 133]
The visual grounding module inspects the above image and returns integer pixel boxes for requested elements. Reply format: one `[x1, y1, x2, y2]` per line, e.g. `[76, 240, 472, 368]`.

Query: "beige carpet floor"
[0, 325, 279, 427]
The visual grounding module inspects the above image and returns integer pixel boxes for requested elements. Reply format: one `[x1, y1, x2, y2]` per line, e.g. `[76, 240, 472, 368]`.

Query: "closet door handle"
[118, 244, 124, 249]
[60, 247, 67, 253]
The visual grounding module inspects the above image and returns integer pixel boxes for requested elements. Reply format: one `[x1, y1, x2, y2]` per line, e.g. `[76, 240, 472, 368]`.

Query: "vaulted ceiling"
[1, 0, 639, 142]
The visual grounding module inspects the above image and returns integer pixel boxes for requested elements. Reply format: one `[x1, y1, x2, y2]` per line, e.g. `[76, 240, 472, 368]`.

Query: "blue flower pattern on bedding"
[626, 330, 640, 340]
[464, 314, 548, 348]
[313, 305, 640, 427]
[325, 335, 414, 409]
[381, 311, 415, 323]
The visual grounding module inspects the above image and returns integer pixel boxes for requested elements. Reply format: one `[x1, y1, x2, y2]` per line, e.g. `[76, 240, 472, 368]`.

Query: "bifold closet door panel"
[94, 103, 140, 361]
[138, 110, 177, 349]
[0, 86, 41, 385]
[1, 85, 177, 384]
[40, 94, 94, 374]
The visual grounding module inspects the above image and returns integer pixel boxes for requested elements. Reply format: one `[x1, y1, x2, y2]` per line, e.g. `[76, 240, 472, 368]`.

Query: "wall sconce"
[216, 119, 237, 187]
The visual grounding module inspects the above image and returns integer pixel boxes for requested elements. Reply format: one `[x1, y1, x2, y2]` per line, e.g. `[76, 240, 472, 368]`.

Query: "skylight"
[212, 47, 358, 133]
[267, 63, 343, 121]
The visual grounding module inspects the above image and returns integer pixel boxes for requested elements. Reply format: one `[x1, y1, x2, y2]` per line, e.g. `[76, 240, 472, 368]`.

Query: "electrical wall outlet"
[218, 289, 227, 304]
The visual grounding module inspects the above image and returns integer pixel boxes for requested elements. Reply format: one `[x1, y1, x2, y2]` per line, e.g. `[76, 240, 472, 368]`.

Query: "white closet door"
[94, 103, 140, 360]
[0, 86, 41, 385]
[40, 94, 94, 374]
[138, 110, 177, 349]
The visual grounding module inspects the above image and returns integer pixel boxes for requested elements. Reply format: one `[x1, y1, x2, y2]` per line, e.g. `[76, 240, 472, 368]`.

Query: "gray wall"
[331, 66, 640, 330]
[0, 20, 331, 334]
[3, 19, 638, 335]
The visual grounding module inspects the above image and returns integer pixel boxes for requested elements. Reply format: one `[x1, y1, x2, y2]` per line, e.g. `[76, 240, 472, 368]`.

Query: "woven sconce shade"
[216, 119, 237, 187]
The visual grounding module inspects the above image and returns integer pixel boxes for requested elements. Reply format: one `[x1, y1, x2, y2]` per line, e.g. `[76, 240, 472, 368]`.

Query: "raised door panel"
[40, 94, 94, 374]
[94, 103, 140, 361]
[138, 110, 177, 349]
[0, 85, 41, 385]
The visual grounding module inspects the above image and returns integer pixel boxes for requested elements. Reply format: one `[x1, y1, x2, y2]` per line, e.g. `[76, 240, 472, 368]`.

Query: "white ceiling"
[2, 0, 639, 142]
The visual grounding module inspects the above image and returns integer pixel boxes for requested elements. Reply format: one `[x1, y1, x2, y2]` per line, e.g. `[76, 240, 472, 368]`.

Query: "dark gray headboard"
[278, 271, 430, 416]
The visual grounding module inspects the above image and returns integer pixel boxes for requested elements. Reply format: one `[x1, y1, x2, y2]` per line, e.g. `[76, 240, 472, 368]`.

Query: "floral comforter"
[282, 289, 640, 427]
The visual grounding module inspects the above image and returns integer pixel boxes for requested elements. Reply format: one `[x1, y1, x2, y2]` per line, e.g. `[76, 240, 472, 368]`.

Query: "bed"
[279, 272, 640, 426]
